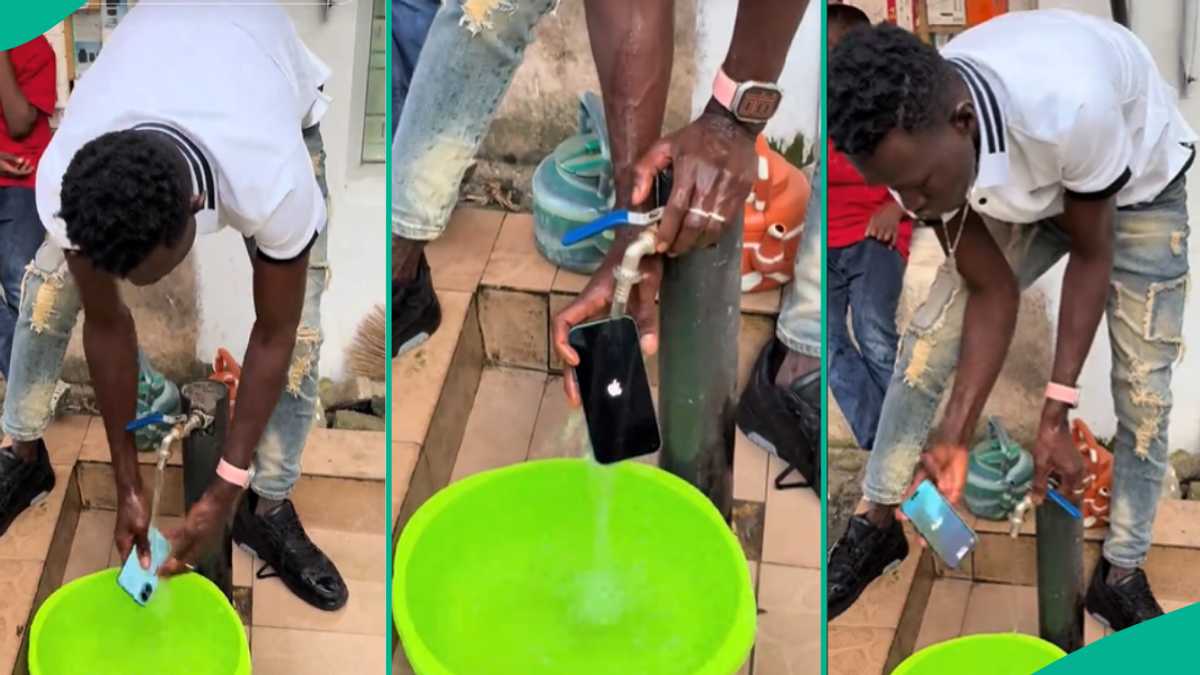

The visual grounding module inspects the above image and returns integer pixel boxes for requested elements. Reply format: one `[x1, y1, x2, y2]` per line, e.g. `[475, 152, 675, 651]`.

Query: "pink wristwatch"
[712, 68, 783, 125]
[1045, 382, 1081, 409]
[216, 458, 252, 489]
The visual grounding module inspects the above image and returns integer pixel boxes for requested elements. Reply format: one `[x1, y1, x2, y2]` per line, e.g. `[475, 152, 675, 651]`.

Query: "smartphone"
[568, 315, 660, 464]
[900, 480, 978, 569]
[117, 526, 171, 606]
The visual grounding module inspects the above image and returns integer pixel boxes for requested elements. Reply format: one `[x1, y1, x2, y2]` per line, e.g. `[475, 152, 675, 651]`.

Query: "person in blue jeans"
[826, 13, 1193, 633]
[826, 141, 911, 452]
[0, 39, 56, 380]
[392, 0, 438, 135]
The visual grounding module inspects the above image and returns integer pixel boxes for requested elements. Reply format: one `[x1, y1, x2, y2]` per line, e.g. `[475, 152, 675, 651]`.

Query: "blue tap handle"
[125, 413, 185, 432]
[1047, 488, 1083, 520]
[562, 210, 633, 247]
[126, 413, 167, 432]
[562, 208, 665, 247]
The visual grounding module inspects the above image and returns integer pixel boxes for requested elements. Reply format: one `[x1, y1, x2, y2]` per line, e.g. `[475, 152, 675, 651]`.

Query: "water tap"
[610, 225, 659, 319]
[1009, 494, 1035, 538]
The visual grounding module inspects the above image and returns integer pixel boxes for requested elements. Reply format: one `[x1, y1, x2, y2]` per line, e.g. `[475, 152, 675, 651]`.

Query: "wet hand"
[1031, 419, 1084, 506]
[906, 443, 970, 507]
[115, 487, 151, 570]
[160, 485, 239, 576]
[629, 111, 757, 256]
[551, 244, 662, 407]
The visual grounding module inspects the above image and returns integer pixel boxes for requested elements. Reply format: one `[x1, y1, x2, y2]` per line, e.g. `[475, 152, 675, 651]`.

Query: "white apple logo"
[606, 379, 623, 398]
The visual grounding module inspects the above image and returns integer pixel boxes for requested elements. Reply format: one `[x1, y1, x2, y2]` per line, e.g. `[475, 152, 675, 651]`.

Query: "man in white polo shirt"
[826, 10, 1195, 632]
[0, 2, 348, 610]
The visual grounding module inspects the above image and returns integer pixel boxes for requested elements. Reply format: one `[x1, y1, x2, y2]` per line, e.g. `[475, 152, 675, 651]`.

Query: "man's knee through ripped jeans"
[391, 0, 556, 240]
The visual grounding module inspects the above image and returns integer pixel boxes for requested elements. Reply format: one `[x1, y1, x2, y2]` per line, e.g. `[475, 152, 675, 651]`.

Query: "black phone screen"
[568, 316, 661, 464]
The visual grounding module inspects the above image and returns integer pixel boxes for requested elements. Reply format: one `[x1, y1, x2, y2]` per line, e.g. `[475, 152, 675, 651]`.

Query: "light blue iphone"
[117, 526, 171, 606]
[900, 480, 978, 569]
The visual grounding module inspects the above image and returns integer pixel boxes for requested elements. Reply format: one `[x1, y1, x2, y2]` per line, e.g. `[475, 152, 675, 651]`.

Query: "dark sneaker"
[0, 440, 56, 537]
[736, 338, 820, 493]
[393, 252, 441, 358]
[828, 515, 909, 620]
[232, 494, 348, 611]
[1086, 557, 1164, 631]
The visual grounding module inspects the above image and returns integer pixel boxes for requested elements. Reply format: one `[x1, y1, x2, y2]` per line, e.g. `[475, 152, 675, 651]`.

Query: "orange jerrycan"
[741, 135, 811, 294]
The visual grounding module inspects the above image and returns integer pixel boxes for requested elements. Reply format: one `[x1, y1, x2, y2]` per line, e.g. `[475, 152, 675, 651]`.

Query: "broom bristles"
[346, 304, 387, 380]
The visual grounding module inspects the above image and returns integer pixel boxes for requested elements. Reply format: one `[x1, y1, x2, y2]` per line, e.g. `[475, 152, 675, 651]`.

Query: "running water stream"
[554, 410, 629, 626]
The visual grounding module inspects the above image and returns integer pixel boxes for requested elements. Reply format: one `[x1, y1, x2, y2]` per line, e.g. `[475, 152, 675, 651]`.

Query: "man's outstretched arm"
[65, 254, 150, 567]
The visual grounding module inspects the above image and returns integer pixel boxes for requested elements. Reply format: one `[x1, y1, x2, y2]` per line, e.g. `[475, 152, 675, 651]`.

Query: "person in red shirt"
[826, 4, 913, 451]
[0, 37, 56, 379]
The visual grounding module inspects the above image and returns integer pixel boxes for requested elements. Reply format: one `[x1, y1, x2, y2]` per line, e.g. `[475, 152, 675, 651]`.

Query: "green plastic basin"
[893, 633, 1066, 674]
[394, 458, 755, 675]
[29, 569, 250, 675]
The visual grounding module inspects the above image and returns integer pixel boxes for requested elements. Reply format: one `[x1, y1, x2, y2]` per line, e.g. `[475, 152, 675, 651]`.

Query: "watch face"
[736, 87, 782, 122]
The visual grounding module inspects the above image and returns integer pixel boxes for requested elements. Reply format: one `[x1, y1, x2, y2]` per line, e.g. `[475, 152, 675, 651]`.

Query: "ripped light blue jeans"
[863, 173, 1189, 569]
[1, 125, 331, 501]
[776, 162, 822, 358]
[392, 0, 556, 239]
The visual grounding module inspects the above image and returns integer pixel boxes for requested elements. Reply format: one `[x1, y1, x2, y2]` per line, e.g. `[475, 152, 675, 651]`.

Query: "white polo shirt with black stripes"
[35, 1, 330, 263]
[941, 9, 1196, 225]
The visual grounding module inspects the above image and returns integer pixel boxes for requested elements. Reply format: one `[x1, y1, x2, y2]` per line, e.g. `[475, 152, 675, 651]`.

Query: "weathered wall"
[482, 0, 699, 165]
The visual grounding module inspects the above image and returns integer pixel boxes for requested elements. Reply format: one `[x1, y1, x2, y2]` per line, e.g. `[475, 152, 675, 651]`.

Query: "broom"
[345, 304, 387, 381]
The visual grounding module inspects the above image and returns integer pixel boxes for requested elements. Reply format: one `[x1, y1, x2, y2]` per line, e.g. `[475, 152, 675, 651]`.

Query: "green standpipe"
[181, 380, 234, 601]
[656, 216, 741, 522]
[1036, 503, 1084, 652]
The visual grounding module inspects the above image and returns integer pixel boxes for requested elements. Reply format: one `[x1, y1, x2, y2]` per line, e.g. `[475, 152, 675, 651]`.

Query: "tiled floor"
[2, 415, 386, 675]
[915, 578, 1196, 653]
[394, 207, 814, 674]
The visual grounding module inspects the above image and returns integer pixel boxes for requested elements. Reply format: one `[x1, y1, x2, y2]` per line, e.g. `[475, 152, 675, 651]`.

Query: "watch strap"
[712, 67, 739, 112]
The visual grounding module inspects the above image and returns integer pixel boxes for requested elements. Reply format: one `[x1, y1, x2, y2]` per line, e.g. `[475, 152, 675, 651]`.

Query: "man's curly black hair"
[59, 130, 192, 277]
[829, 22, 958, 158]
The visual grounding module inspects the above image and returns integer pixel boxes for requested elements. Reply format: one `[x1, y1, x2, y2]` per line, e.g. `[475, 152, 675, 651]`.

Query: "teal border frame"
[385, 0, 395, 668]
[819, 0, 829, 671]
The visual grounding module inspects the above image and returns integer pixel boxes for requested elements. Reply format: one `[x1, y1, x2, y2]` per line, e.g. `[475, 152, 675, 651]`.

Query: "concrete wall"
[194, 2, 387, 383]
[51, 5, 386, 386]
[483, 0, 821, 164]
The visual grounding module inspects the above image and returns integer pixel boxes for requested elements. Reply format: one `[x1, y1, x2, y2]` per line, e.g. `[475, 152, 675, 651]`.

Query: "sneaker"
[1086, 557, 1164, 631]
[736, 338, 820, 493]
[232, 494, 349, 611]
[0, 440, 56, 537]
[393, 252, 441, 358]
[827, 515, 909, 620]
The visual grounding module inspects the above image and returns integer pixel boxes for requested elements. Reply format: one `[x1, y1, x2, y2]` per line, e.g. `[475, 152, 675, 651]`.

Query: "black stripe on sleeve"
[1065, 167, 1132, 201]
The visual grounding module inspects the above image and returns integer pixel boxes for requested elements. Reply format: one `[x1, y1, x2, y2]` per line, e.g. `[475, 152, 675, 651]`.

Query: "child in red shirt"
[827, 137, 912, 450]
[0, 37, 57, 379]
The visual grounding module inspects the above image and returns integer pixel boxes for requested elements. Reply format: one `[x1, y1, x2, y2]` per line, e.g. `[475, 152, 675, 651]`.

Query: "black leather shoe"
[736, 338, 820, 493]
[233, 494, 349, 611]
[0, 440, 55, 537]
[1086, 556, 1164, 632]
[828, 515, 909, 620]
[393, 252, 441, 358]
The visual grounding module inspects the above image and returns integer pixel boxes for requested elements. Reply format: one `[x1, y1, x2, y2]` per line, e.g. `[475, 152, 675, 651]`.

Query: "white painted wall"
[1023, 0, 1200, 451]
[693, 0, 822, 153]
[193, 2, 386, 382]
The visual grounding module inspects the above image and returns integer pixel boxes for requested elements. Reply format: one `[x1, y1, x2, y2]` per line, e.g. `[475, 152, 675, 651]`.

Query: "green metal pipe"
[1036, 503, 1084, 652]
[181, 380, 234, 600]
[657, 216, 741, 521]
